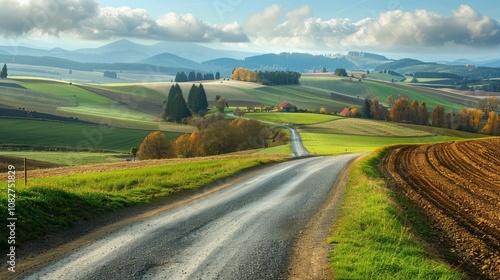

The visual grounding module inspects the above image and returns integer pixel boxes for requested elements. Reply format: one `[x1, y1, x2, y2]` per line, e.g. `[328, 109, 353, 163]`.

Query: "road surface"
[24, 154, 359, 279]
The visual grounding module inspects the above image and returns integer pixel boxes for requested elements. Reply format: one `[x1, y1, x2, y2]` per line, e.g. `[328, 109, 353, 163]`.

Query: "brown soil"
[382, 138, 500, 279]
[0, 154, 287, 181]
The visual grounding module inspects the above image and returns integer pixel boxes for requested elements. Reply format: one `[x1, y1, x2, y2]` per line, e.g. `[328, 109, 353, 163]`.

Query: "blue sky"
[1, 0, 500, 60]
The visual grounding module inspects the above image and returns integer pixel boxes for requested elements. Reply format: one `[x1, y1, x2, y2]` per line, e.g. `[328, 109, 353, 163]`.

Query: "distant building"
[339, 107, 349, 117]
[278, 101, 297, 112]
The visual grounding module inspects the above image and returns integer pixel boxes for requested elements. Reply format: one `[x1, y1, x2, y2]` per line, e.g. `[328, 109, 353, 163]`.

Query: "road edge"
[287, 154, 365, 280]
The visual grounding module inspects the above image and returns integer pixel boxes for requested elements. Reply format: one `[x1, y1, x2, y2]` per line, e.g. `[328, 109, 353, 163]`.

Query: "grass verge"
[0, 155, 286, 251]
[328, 149, 465, 279]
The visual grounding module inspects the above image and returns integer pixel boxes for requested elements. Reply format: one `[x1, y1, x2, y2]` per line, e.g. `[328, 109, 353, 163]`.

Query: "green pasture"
[0, 155, 286, 250]
[0, 151, 124, 166]
[245, 112, 341, 125]
[300, 76, 467, 110]
[241, 85, 351, 110]
[0, 119, 180, 152]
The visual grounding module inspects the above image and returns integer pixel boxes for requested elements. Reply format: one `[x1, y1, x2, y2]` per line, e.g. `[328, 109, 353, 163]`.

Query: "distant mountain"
[138, 53, 201, 70]
[376, 58, 500, 80]
[348, 51, 389, 61]
[203, 52, 357, 75]
[0, 39, 259, 65]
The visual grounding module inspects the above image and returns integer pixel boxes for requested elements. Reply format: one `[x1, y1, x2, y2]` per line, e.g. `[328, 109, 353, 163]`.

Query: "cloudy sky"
[1, 0, 500, 60]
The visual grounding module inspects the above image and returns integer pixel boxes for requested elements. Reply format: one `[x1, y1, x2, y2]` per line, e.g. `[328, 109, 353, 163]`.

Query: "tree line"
[136, 114, 288, 159]
[103, 71, 118, 79]
[350, 96, 500, 135]
[230, 67, 301, 85]
[175, 71, 220, 82]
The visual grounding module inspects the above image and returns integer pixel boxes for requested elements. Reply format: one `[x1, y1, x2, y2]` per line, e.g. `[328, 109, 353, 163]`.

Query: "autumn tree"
[481, 111, 500, 135]
[201, 120, 238, 155]
[419, 101, 429, 125]
[390, 98, 410, 122]
[432, 105, 446, 128]
[216, 97, 227, 113]
[410, 100, 419, 124]
[138, 131, 174, 160]
[175, 132, 201, 158]
[371, 97, 381, 120]
[477, 97, 499, 112]
[458, 108, 484, 132]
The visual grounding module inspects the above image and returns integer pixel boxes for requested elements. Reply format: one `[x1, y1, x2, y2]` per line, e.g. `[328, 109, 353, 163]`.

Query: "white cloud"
[244, 4, 500, 52]
[0, 0, 249, 43]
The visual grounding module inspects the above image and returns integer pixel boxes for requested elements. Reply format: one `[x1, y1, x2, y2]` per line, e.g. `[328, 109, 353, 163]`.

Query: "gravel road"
[24, 154, 359, 280]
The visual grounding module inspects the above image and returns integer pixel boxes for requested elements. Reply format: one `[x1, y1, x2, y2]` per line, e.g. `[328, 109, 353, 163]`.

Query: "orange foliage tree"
[138, 131, 175, 160]
[481, 111, 500, 135]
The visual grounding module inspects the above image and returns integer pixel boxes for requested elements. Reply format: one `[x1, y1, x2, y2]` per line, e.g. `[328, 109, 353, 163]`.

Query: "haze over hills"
[1, 39, 499, 82]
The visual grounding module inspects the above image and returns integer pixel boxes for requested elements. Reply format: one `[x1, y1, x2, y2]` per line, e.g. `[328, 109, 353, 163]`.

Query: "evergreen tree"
[188, 71, 196, 81]
[216, 72, 220, 80]
[164, 83, 191, 123]
[362, 96, 372, 118]
[196, 72, 203, 81]
[187, 84, 199, 114]
[198, 84, 209, 112]
[1, 64, 8, 79]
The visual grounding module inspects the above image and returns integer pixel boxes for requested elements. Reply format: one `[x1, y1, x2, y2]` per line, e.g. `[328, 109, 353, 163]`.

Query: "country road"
[19, 126, 361, 279]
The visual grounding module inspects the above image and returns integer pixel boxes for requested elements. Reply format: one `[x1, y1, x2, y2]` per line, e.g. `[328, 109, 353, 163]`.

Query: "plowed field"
[383, 138, 500, 279]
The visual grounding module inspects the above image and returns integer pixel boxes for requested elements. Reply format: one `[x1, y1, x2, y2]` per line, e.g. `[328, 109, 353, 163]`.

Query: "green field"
[245, 112, 341, 124]
[329, 150, 465, 279]
[0, 155, 286, 250]
[300, 76, 470, 110]
[0, 119, 181, 152]
[0, 151, 124, 166]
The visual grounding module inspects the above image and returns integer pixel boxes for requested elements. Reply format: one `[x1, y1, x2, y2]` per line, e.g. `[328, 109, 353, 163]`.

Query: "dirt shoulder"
[287, 155, 363, 279]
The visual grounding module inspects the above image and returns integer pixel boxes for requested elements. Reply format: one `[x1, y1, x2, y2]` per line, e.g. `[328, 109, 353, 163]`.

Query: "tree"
[216, 98, 227, 113]
[188, 71, 196, 81]
[390, 98, 410, 122]
[432, 105, 446, 128]
[1, 64, 7, 79]
[130, 147, 138, 161]
[481, 111, 498, 135]
[187, 84, 199, 114]
[215, 71, 221, 80]
[362, 96, 372, 118]
[197, 84, 209, 114]
[410, 100, 419, 124]
[319, 107, 328, 114]
[164, 84, 191, 122]
[138, 131, 174, 160]
[334, 68, 347, 77]
[371, 97, 381, 120]
[419, 101, 429, 125]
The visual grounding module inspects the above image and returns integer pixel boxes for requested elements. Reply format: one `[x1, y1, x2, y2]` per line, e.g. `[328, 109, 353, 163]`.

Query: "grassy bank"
[328, 150, 465, 279]
[0, 155, 286, 250]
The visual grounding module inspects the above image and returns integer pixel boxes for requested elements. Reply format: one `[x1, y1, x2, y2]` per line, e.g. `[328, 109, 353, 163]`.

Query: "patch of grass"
[0, 155, 287, 250]
[0, 151, 124, 166]
[307, 118, 433, 137]
[300, 132, 466, 155]
[245, 112, 341, 124]
[0, 119, 181, 152]
[328, 150, 466, 279]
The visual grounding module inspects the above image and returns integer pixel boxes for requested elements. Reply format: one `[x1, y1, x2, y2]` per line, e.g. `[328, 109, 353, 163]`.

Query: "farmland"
[383, 139, 500, 279]
[0, 154, 287, 250]
[0, 119, 181, 152]
[299, 75, 480, 110]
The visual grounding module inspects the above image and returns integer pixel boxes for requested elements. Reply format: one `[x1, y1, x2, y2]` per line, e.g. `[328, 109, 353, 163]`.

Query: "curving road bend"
[24, 155, 359, 279]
